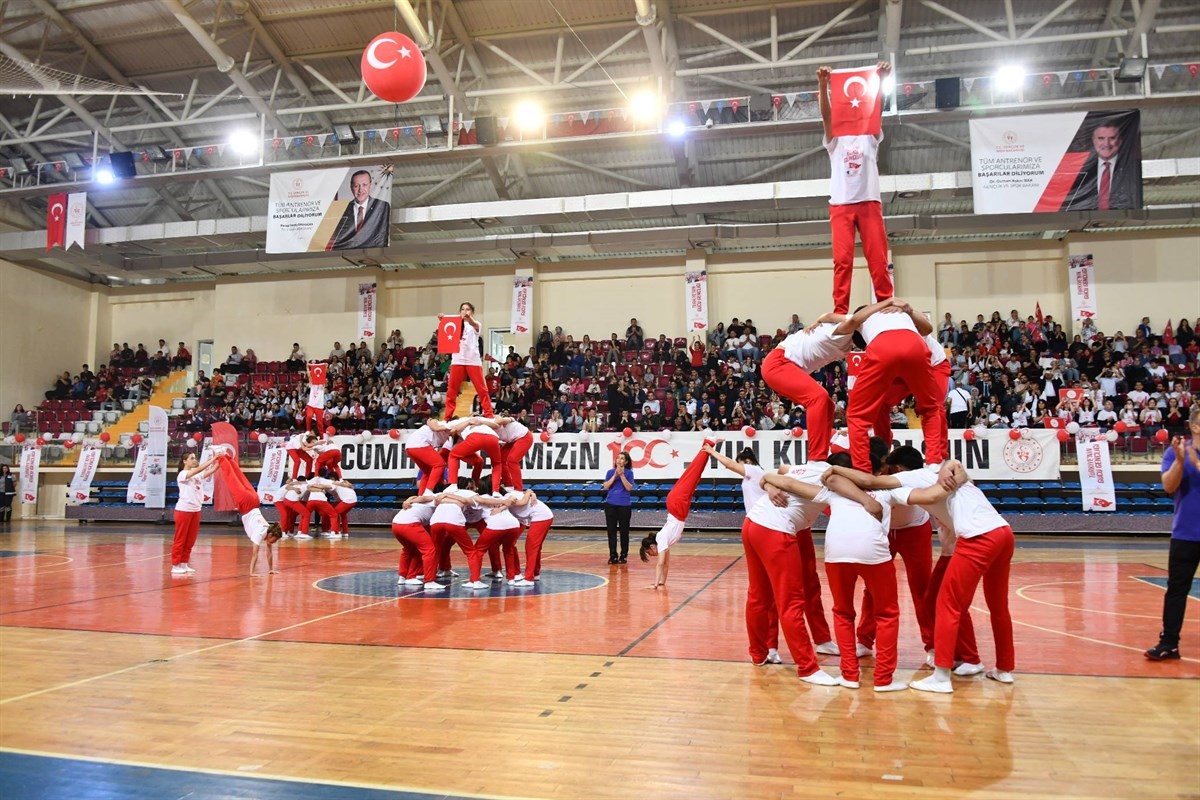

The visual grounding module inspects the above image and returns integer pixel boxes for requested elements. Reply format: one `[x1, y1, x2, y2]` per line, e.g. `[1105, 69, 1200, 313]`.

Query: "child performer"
[392, 494, 443, 591]
[213, 450, 283, 575]
[637, 439, 717, 588]
[441, 302, 494, 419]
[507, 488, 554, 586]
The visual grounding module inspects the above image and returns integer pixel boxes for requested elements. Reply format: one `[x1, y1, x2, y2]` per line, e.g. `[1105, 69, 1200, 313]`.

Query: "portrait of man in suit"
[1064, 114, 1142, 211]
[330, 169, 390, 249]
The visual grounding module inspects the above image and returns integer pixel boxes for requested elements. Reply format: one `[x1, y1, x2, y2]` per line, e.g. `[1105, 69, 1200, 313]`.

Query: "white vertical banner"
[1067, 253, 1097, 321]
[199, 445, 215, 504]
[357, 281, 377, 340]
[257, 443, 288, 503]
[65, 192, 87, 251]
[511, 275, 533, 334]
[1079, 438, 1117, 511]
[685, 270, 709, 332]
[19, 444, 40, 506]
[144, 405, 169, 509]
[67, 443, 102, 505]
[127, 448, 149, 503]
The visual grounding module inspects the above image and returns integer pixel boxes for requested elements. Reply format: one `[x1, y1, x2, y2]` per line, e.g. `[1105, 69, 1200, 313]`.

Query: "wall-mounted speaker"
[935, 77, 960, 109]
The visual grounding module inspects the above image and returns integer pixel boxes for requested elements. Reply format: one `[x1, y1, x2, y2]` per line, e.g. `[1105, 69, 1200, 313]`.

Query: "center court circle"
[315, 568, 607, 599]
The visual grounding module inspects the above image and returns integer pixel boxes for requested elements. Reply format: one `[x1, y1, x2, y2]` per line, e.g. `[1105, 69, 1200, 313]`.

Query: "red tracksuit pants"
[171, 510, 201, 565]
[826, 560, 899, 686]
[470, 524, 521, 582]
[288, 449, 313, 479]
[314, 449, 343, 479]
[858, 520, 935, 651]
[926, 553, 980, 664]
[741, 519, 821, 676]
[523, 518, 554, 581]
[393, 522, 438, 583]
[303, 405, 322, 433]
[217, 456, 260, 515]
[407, 445, 445, 495]
[830, 200, 892, 315]
[306, 499, 336, 531]
[872, 361, 952, 452]
[761, 349, 834, 462]
[849, 330, 947, 472]
[665, 439, 716, 519]
[444, 364, 494, 419]
[274, 499, 309, 534]
[333, 502, 355, 534]
[500, 433, 534, 490]
[934, 526, 1014, 671]
[447, 434, 501, 485]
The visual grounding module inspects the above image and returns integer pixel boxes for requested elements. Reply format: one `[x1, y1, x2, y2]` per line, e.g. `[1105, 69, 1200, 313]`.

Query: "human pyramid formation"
[637, 62, 1015, 695]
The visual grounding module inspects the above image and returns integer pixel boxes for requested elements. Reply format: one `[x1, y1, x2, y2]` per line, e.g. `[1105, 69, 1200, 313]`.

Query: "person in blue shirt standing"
[1146, 406, 1200, 660]
[603, 452, 636, 564]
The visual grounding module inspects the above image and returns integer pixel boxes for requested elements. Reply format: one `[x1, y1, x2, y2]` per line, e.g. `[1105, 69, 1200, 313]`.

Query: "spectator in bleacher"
[1137, 317, 1153, 339]
[120, 343, 134, 364]
[223, 346, 245, 374]
[286, 343, 306, 371]
[708, 322, 727, 350]
[173, 342, 191, 369]
[787, 314, 804, 335]
[329, 341, 345, 361]
[9, 404, 31, 434]
[45, 371, 71, 400]
[625, 318, 645, 351]
[132, 343, 149, 368]
[243, 348, 258, 372]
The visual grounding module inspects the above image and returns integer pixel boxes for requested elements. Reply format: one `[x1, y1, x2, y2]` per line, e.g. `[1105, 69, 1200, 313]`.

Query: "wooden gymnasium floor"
[1, 520, 1198, 800]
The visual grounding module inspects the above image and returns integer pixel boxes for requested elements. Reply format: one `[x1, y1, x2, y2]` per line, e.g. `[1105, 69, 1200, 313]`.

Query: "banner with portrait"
[685, 270, 708, 332]
[969, 110, 1142, 214]
[357, 282, 377, 340]
[1068, 253, 1098, 321]
[511, 275, 533, 334]
[266, 166, 392, 253]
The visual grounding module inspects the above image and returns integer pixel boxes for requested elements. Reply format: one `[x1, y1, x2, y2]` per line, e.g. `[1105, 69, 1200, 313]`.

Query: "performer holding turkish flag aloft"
[818, 62, 894, 315]
[303, 362, 327, 433]
[439, 301, 493, 419]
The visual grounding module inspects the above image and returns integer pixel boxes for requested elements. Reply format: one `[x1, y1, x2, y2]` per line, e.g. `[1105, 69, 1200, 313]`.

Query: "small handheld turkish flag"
[437, 315, 461, 355]
[830, 67, 883, 138]
[308, 362, 327, 386]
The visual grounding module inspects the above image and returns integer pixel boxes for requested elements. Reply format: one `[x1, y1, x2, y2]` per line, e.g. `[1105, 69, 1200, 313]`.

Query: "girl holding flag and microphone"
[439, 302, 494, 419]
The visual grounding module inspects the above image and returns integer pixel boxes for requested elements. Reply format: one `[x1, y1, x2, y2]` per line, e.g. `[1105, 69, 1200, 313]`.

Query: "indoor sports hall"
[0, 1, 1198, 798]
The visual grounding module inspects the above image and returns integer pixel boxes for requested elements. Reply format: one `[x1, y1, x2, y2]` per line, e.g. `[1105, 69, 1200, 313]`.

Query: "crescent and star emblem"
[443, 320, 458, 337]
[49, 202, 64, 220]
[366, 38, 413, 70]
[842, 75, 868, 108]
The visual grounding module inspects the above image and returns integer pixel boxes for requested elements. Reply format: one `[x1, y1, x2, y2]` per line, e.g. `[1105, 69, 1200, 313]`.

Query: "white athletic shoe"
[910, 675, 954, 694]
[437, 569, 459, 579]
[282, 532, 294, 539]
[925, 649, 936, 668]
[953, 662, 985, 677]
[815, 641, 840, 656]
[508, 578, 535, 587]
[327, 532, 342, 540]
[294, 533, 312, 540]
[491, 570, 505, 580]
[837, 676, 860, 689]
[798, 669, 839, 686]
[985, 669, 1015, 684]
[182, 563, 196, 573]
[874, 680, 909, 693]
[423, 581, 447, 592]
[463, 580, 488, 589]
[170, 565, 188, 575]
[855, 644, 874, 658]
[404, 577, 424, 586]
[765, 648, 783, 664]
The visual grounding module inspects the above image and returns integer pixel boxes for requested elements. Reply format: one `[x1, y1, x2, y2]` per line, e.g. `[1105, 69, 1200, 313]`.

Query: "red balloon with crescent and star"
[361, 32, 427, 103]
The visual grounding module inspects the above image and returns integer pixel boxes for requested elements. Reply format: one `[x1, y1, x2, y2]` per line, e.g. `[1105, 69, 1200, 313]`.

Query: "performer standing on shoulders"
[441, 302, 494, 419]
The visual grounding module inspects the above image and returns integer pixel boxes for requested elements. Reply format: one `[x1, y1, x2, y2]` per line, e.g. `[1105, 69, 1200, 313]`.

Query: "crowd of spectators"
[19, 313, 1199, 446]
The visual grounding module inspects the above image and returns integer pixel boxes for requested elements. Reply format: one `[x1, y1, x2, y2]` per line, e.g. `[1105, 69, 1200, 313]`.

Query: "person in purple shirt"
[603, 452, 636, 564]
[1146, 405, 1200, 660]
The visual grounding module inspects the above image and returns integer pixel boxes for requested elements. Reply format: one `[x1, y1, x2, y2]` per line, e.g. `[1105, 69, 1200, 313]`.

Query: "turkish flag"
[846, 350, 866, 389]
[46, 193, 67, 251]
[830, 67, 883, 138]
[308, 362, 328, 386]
[438, 315, 462, 355]
[1164, 319, 1175, 346]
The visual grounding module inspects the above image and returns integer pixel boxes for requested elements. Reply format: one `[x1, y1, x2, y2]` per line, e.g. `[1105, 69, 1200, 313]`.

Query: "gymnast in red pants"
[214, 450, 283, 575]
[637, 439, 716, 588]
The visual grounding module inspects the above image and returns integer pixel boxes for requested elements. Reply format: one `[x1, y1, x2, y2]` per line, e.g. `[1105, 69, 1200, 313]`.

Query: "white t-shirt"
[893, 477, 1006, 539]
[825, 133, 882, 205]
[407, 424, 448, 451]
[781, 324, 853, 371]
[333, 485, 357, 504]
[947, 386, 972, 414]
[307, 383, 325, 409]
[431, 488, 474, 527]
[393, 502, 435, 526]
[462, 423, 498, 440]
[242, 508, 269, 545]
[175, 471, 204, 512]
[861, 312, 920, 346]
[496, 420, 530, 444]
[655, 514, 685, 552]
[305, 477, 333, 502]
[507, 490, 554, 523]
[286, 434, 310, 451]
[283, 481, 306, 502]
[817, 487, 902, 564]
[925, 334, 947, 367]
[745, 462, 828, 533]
[740, 464, 766, 513]
[451, 322, 482, 366]
[485, 507, 521, 531]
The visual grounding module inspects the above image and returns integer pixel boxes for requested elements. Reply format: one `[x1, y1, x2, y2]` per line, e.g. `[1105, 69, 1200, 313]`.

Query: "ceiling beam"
[919, 0, 1009, 42]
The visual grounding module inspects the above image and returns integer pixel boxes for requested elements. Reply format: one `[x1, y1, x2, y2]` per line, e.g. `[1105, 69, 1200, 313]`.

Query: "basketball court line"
[1015, 578, 1200, 620]
[617, 555, 742, 656]
[0, 747, 532, 800]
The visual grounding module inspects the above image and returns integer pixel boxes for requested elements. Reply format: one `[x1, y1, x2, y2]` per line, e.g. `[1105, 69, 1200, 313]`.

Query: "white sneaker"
[182, 563, 196, 573]
[170, 565, 188, 575]
[327, 532, 343, 540]
[423, 581, 446, 591]
[765, 648, 783, 664]
[815, 641, 840, 656]
[925, 649, 936, 668]
[837, 676, 860, 689]
[508, 578, 535, 587]
[404, 577, 424, 586]
[986, 669, 1014, 684]
[910, 675, 954, 694]
[294, 533, 312, 540]
[437, 569, 459, 579]
[532, 575, 541, 581]
[855, 644, 874, 658]
[463, 580, 488, 589]
[491, 571, 505, 580]
[953, 662, 985, 677]
[282, 533, 294, 539]
[396, 575, 406, 585]
[798, 669, 839, 686]
[874, 680, 908, 693]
